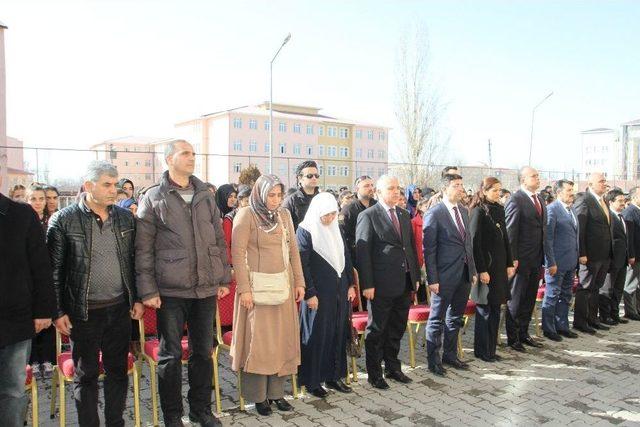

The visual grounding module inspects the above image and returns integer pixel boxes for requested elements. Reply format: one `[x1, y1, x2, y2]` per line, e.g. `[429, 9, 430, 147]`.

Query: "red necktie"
[389, 208, 401, 237]
[532, 194, 542, 217]
[453, 206, 465, 240]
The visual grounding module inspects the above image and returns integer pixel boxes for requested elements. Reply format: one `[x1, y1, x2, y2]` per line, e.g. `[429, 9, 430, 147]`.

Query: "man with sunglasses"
[283, 160, 320, 230]
[340, 175, 377, 265]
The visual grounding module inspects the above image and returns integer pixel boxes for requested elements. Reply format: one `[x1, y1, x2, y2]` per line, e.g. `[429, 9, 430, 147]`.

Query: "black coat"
[505, 189, 549, 269]
[296, 227, 353, 387]
[469, 203, 513, 305]
[0, 194, 56, 348]
[573, 190, 613, 262]
[622, 203, 640, 260]
[339, 197, 377, 266]
[610, 211, 629, 271]
[282, 188, 319, 230]
[356, 203, 420, 297]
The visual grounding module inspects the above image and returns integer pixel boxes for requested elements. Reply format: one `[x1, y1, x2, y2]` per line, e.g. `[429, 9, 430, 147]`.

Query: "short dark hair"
[606, 188, 625, 203]
[441, 173, 463, 190]
[441, 166, 459, 178]
[553, 179, 574, 195]
[500, 189, 511, 196]
[295, 160, 318, 176]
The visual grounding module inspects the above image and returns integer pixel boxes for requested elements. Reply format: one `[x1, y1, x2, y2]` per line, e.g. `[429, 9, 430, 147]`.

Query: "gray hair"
[84, 160, 118, 183]
[375, 174, 398, 192]
[164, 139, 190, 163]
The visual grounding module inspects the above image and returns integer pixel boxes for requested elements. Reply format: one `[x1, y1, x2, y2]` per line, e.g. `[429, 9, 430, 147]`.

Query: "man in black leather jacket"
[48, 161, 143, 427]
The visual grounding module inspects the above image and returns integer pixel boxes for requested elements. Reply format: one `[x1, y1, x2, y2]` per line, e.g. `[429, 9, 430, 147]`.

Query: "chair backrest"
[216, 281, 237, 342]
[352, 268, 364, 311]
[55, 329, 71, 357]
[139, 307, 158, 346]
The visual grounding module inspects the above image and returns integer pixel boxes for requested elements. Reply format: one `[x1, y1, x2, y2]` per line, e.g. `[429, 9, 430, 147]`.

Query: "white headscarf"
[298, 192, 345, 277]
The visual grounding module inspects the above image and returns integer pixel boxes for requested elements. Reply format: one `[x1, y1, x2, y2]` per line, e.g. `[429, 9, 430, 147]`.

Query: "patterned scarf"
[249, 174, 285, 232]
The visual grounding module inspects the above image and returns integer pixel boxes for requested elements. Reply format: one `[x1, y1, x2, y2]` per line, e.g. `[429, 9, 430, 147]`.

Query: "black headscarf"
[215, 184, 237, 217]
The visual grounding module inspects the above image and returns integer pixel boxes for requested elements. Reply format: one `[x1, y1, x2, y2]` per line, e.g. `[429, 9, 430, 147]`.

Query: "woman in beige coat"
[230, 174, 306, 416]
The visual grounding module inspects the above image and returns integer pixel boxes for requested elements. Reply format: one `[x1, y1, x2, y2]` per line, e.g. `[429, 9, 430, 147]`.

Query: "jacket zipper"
[84, 212, 93, 321]
[113, 211, 134, 309]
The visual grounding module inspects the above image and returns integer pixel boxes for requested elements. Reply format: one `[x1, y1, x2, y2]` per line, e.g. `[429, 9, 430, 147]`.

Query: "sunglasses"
[301, 173, 320, 179]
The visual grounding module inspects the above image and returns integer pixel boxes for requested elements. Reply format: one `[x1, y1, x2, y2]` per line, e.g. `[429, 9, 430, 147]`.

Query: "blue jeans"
[542, 270, 574, 333]
[0, 339, 31, 427]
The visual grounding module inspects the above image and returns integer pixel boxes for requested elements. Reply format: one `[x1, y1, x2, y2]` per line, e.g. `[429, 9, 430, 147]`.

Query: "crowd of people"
[1, 139, 639, 427]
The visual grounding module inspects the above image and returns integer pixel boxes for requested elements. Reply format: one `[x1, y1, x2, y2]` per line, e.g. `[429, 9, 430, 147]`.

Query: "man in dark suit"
[340, 175, 376, 266]
[622, 187, 640, 321]
[599, 188, 632, 325]
[356, 175, 420, 390]
[423, 174, 477, 376]
[505, 166, 550, 351]
[573, 172, 613, 333]
[543, 179, 579, 341]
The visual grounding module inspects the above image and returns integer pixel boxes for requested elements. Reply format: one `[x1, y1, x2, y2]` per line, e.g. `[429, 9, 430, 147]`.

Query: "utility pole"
[488, 138, 493, 169]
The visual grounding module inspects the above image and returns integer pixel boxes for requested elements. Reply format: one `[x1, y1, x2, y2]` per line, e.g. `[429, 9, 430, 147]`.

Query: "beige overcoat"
[229, 207, 305, 376]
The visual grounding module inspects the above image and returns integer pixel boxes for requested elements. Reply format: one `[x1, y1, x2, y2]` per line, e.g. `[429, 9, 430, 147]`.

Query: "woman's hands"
[306, 296, 319, 310]
[240, 292, 254, 310]
[347, 286, 356, 302]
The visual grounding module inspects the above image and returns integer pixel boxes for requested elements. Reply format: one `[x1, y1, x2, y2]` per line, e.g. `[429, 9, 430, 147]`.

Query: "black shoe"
[189, 411, 221, 427]
[308, 387, 328, 398]
[543, 331, 563, 342]
[442, 358, 469, 370]
[255, 400, 272, 416]
[325, 380, 352, 393]
[385, 370, 413, 383]
[492, 354, 503, 362]
[269, 398, 293, 412]
[558, 330, 579, 339]
[509, 342, 527, 352]
[428, 364, 446, 377]
[624, 313, 640, 321]
[604, 317, 619, 325]
[589, 322, 609, 331]
[368, 376, 390, 390]
[614, 317, 629, 324]
[522, 337, 544, 347]
[477, 354, 496, 363]
[164, 418, 184, 427]
[574, 324, 596, 334]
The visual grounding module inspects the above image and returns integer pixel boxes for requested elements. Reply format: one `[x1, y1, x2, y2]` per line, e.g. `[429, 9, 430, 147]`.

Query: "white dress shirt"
[559, 200, 577, 226]
[442, 198, 464, 233]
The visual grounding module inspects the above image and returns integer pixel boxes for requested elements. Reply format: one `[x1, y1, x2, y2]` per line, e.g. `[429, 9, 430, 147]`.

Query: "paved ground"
[32, 313, 640, 426]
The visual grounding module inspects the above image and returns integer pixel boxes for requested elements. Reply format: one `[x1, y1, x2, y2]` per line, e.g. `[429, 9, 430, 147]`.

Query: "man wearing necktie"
[504, 167, 551, 352]
[598, 188, 632, 325]
[622, 187, 640, 321]
[356, 175, 420, 390]
[542, 179, 580, 341]
[423, 174, 477, 376]
[573, 172, 613, 333]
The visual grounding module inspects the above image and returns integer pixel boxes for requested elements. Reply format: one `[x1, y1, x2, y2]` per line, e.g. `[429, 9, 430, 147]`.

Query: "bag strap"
[278, 211, 290, 270]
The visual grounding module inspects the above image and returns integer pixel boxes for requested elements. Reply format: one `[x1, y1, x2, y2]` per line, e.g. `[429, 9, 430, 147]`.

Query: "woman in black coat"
[469, 177, 515, 362]
[296, 193, 356, 397]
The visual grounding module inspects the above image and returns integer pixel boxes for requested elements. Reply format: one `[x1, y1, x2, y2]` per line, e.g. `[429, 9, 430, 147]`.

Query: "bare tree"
[393, 24, 448, 188]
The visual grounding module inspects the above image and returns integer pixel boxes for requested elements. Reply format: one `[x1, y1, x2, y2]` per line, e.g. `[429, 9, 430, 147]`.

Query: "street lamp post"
[269, 33, 291, 174]
[528, 91, 554, 165]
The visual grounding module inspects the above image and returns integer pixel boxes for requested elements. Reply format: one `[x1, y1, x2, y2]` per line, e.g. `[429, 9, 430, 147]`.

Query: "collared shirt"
[588, 187, 604, 203]
[559, 200, 577, 226]
[442, 198, 464, 233]
[377, 198, 398, 225]
[613, 209, 627, 234]
[521, 185, 540, 208]
[79, 194, 113, 229]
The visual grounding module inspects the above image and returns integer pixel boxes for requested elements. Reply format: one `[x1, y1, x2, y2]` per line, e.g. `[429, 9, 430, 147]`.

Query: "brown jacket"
[230, 207, 305, 376]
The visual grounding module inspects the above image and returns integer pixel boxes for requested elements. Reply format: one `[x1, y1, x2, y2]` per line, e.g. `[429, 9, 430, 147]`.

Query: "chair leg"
[345, 358, 351, 385]
[350, 355, 358, 382]
[237, 370, 245, 411]
[534, 302, 542, 337]
[497, 305, 506, 345]
[59, 372, 66, 427]
[291, 374, 299, 399]
[50, 367, 58, 419]
[149, 363, 159, 427]
[407, 323, 416, 368]
[212, 348, 222, 415]
[132, 362, 141, 427]
[31, 379, 39, 427]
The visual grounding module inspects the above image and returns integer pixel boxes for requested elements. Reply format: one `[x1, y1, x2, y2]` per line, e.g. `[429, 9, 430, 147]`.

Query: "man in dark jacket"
[282, 160, 319, 230]
[48, 161, 143, 427]
[0, 167, 55, 427]
[622, 187, 640, 321]
[339, 174, 376, 266]
[136, 140, 231, 427]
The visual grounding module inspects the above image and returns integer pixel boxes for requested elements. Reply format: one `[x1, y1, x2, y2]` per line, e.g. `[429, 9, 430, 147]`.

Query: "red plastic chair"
[25, 365, 38, 426]
[348, 270, 367, 382]
[406, 292, 430, 368]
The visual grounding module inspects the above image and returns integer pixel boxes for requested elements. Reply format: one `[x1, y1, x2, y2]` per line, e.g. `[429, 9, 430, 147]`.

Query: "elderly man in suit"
[599, 188, 633, 325]
[573, 172, 613, 333]
[504, 166, 550, 351]
[543, 179, 579, 341]
[622, 187, 640, 321]
[423, 174, 477, 376]
[356, 175, 420, 390]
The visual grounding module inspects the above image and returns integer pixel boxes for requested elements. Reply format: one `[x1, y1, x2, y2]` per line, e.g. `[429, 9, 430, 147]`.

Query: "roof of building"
[90, 136, 174, 148]
[622, 118, 640, 126]
[6, 167, 33, 176]
[0, 21, 7, 30]
[581, 128, 614, 133]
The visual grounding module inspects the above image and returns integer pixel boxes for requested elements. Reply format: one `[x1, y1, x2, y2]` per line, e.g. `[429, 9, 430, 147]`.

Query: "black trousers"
[599, 266, 626, 321]
[70, 303, 131, 427]
[575, 260, 610, 328]
[364, 274, 411, 379]
[506, 266, 540, 343]
[474, 303, 501, 359]
[156, 295, 216, 423]
[29, 325, 56, 365]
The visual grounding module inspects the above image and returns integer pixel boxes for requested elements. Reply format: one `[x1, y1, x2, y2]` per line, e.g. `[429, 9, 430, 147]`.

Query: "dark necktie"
[453, 206, 465, 240]
[620, 214, 627, 235]
[389, 208, 401, 237]
[532, 194, 542, 217]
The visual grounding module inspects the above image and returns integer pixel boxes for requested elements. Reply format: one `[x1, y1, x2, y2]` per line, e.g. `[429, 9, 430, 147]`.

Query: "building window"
[124, 161, 129, 166]
[278, 163, 287, 176]
[265, 142, 271, 153]
[318, 126, 324, 136]
[306, 125, 314, 135]
[249, 119, 257, 130]
[379, 131, 385, 141]
[356, 129, 362, 139]
[339, 147, 349, 157]
[293, 144, 301, 155]
[328, 146, 337, 157]
[367, 149, 374, 159]
[378, 168, 386, 177]
[233, 118, 242, 129]
[367, 167, 374, 176]
[279, 143, 286, 154]
[145, 160, 152, 167]
[318, 145, 325, 156]
[318, 165, 324, 176]
[233, 162, 242, 173]
[249, 140, 257, 152]
[145, 174, 151, 180]
[378, 150, 385, 159]
[233, 140, 242, 151]
[339, 128, 349, 139]
[264, 120, 270, 131]
[306, 145, 313, 156]
[135, 161, 140, 166]
[328, 127, 337, 137]
[293, 123, 301, 133]
[367, 130, 374, 140]
[355, 148, 362, 158]
[279, 122, 287, 132]
[327, 165, 337, 176]
[339, 166, 349, 176]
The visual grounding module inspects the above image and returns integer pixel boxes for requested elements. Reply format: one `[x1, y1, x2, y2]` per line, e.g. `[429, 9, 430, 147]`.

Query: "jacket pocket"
[208, 245, 225, 284]
[155, 249, 189, 289]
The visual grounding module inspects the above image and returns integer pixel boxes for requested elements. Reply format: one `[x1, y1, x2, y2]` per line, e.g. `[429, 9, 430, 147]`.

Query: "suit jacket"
[505, 189, 550, 269]
[356, 202, 420, 298]
[622, 203, 640, 260]
[544, 201, 579, 272]
[423, 202, 477, 290]
[610, 210, 630, 270]
[573, 190, 613, 262]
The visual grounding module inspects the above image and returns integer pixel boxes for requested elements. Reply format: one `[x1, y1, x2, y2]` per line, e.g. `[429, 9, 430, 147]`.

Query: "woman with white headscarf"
[296, 192, 356, 398]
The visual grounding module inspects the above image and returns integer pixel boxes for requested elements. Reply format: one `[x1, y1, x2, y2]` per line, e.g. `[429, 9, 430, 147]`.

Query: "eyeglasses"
[301, 173, 320, 179]
[355, 175, 372, 185]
